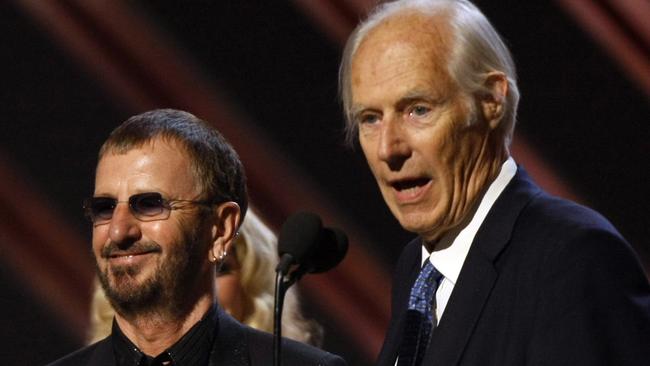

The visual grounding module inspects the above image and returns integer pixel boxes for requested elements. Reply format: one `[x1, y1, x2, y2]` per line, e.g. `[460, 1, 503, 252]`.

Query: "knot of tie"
[398, 260, 443, 366]
[408, 260, 443, 323]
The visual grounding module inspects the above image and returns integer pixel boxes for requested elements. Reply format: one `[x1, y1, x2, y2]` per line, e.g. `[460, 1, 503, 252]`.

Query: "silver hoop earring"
[215, 250, 228, 273]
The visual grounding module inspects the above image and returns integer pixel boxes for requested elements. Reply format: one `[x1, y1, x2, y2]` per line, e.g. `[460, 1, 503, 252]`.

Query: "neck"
[114, 293, 214, 356]
[422, 138, 509, 246]
[424, 193, 482, 252]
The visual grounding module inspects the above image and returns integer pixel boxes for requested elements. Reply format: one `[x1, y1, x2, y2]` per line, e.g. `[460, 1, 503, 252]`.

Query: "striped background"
[0, 1, 647, 365]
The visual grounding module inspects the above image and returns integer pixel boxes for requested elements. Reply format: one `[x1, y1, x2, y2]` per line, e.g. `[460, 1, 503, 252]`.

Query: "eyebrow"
[349, 105, 368, 122]
[351, 90, 443, 118]
[400, 89, 442, 104]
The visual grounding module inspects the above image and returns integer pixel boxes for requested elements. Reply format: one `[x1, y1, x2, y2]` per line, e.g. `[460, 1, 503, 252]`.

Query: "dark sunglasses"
[83, 192, 214, 224]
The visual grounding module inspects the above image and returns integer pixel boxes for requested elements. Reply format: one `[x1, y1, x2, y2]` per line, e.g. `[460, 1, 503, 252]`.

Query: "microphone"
[276, 211, 322, 276]
[310, 227, 348, 273]
[276, 212, 348, 277]
[273, 212, 348, 366]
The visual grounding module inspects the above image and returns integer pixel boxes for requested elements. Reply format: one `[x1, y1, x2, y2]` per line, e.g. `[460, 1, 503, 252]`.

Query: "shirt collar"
[111, 305, 218, 366]
[424, 157, 517, 284]
[112, 320, 142, 366]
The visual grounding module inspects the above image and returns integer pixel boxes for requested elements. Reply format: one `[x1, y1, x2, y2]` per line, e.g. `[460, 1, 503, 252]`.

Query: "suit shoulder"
[510, 192, 633, 258]
[246, 326, 347, 366]
[515, 192, 647, 282]
[523, 192, 620, 237]
[46, 339, 108, 366]
[394, 237, 421, 271]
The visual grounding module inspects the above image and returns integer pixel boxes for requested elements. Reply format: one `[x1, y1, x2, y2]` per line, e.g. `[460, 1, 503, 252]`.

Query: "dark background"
[0, 1, 647, 365]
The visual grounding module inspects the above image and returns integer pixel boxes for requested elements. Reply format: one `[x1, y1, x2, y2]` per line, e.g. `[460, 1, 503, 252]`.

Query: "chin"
[396, 212, 440, 237]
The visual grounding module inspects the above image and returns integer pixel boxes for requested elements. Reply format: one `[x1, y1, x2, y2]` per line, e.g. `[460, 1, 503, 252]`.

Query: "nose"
[108, 203, 142, 247]
[377, 116, 411, 171]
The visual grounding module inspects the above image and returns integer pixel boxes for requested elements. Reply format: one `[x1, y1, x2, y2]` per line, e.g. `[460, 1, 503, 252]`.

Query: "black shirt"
[111, 306, 218, 366]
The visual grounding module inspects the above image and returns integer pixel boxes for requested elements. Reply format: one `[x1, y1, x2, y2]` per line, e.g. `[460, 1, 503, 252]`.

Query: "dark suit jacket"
[376, 168, 650, 366]
[48, 308, 346, 366]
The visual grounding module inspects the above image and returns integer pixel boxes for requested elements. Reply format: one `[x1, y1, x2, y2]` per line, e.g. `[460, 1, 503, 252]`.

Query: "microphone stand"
[273, 264, 307, 366]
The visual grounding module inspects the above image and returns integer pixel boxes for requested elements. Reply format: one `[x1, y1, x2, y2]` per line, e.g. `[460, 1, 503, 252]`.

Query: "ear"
[208, 201, 241, 263]
[479, 71, 509, 130]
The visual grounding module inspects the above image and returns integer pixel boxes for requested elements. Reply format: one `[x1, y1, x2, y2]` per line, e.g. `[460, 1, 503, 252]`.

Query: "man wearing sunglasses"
[49, 109, 346, 366]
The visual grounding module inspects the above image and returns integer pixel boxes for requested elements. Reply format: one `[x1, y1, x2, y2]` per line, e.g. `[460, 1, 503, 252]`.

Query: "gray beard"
[96, 224, 205, 321]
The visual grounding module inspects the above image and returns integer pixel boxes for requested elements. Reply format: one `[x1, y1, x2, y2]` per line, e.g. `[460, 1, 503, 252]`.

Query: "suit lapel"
[422, 168, 541, 365]
[210, 308, 250, 366]
[87, 337, 116, 366]
[423, 239, 497, 365]
[376, 240, 422, 366]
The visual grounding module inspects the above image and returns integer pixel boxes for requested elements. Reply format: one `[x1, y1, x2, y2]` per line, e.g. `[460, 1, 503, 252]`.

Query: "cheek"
[359, 135, 371, 157]
[147, 220, 182, 248]
[146, 221, 167, 237]
[359, 137, 381, 175]
[92, 226, 109, 255]
[361, 143, 376, 175]
[420, 116, 467, 178]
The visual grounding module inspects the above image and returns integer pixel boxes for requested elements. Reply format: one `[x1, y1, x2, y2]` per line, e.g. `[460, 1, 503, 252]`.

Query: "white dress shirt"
[423, 157, 517, 324]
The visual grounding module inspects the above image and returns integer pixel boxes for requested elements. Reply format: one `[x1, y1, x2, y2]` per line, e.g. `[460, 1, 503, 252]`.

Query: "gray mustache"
[101, 241, 161, 258]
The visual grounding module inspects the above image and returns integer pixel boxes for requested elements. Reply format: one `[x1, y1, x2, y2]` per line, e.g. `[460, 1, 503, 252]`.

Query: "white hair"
[339, 0, 520, 146]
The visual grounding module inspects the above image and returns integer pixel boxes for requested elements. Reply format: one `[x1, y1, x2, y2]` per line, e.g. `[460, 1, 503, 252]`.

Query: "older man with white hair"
[339, 0, 650, 365]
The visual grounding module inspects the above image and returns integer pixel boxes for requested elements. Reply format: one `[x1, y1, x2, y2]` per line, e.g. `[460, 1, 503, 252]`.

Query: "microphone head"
[278, 212, 323, 265]
[309, 227, 349, 273]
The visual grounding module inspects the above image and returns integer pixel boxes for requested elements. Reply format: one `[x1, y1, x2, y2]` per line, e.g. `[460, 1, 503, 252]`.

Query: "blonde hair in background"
[88, 209, 323, 346]
[233, 209, 323, 346]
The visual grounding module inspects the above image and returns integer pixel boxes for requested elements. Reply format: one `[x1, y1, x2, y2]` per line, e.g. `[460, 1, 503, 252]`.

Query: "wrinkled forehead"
[353, 10, 454, 69]
[350, 11, 457, 103]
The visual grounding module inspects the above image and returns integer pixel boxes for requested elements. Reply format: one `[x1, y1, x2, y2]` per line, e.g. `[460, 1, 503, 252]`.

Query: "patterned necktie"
[397, 260, 443, 366]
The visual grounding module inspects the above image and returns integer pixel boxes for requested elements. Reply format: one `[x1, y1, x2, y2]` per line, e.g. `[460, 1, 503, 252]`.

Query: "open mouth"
[392, 178, 431, 192]
[390, 177, 432, 202]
